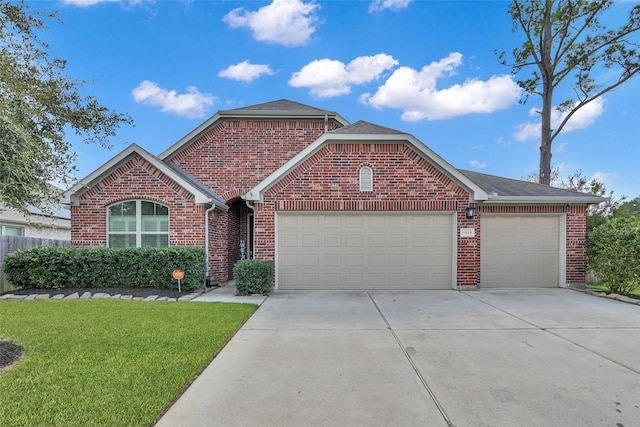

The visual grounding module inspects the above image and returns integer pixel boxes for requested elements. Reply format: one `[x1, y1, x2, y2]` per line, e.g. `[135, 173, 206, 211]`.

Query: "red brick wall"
[71, 155, 206, 248]
[168, 118, 341, 282]
[171, 119, 342, 200]
[479, 205, 588, 285]
[259, 142, 479, 288]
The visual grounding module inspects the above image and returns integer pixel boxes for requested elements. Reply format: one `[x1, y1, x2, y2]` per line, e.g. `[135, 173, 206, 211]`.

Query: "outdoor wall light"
[465, 206, 476, 219]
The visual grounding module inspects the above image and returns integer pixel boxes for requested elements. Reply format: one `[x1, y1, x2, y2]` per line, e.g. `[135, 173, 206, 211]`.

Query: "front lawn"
[0, 299, 257, 426]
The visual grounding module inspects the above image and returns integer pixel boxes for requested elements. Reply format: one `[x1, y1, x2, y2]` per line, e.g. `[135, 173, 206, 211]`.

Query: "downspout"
[324, 114, 328, 133]
[245, 199, 256, 260]
[204, 203, 216, 287]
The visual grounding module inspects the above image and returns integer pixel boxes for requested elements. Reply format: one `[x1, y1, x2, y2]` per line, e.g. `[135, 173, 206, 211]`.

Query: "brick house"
[64, 99, 604, 290]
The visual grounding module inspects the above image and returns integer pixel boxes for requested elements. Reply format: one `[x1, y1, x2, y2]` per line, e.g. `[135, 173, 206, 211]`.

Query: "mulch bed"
[0, 340, 24, 371]
[1, 287, 198, 299]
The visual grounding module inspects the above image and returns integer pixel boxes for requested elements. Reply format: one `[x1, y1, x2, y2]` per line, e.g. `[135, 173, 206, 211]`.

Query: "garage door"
[481, 215, 561, 288]
[277, 212, 454, 290]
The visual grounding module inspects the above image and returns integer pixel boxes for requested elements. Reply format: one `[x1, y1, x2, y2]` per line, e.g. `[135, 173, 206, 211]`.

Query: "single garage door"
[481, 215, 561, 288]
[277, 212, 454, 290]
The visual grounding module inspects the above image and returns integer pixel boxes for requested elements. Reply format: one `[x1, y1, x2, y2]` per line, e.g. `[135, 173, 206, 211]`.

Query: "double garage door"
[277, 212, 454, 290]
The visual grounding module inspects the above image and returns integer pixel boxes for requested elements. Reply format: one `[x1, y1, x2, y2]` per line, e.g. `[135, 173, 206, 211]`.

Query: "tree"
[522, 167, 624, 231]
[614, 195, 640, 219]
[563, 169, 624, 230]
[501, 0, 640, 185]
[0, 1, 133, 213]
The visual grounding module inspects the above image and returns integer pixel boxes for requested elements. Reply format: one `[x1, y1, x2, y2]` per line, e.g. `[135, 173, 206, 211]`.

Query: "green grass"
[0, 299, 257, 426]
[586, 284, 640, 296]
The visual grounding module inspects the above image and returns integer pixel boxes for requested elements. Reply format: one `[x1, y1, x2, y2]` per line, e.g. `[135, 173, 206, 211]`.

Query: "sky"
[23, 0, 640, 198]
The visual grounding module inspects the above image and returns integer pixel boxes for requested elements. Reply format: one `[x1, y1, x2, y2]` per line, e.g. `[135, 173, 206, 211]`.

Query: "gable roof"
[63, 144, 228, 210]
[460, 170, 607, 204]
[245, 123, 489, 202]
[159, 99, 350, 162]
[221, 99, 338, 116]
[330, 120, 406, 135]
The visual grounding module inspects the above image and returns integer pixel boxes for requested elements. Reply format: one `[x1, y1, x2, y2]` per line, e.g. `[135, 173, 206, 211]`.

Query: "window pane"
[122, 201, 136, 216]
[109, 234, 136, 248]
[109, 202, 136, 232]
[142, 217, 159, 232]
[156, 204, 168, 216]
[141, 201, 155, 215]
[2, 226, 23, 236]
[142, 234, 169, 247]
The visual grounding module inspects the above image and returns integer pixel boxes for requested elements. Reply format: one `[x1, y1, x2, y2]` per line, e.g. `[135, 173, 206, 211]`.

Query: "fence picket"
[0, 236, 71, 292]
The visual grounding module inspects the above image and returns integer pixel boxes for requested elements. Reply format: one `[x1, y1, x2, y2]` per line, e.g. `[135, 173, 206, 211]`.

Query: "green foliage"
[614, 195, 640, 220]
[587, 217, 640, 294]
[3, 246, 205, 291]
[0, 1, 133, 213]
[233, 260, 274, 296]
[0, 299, 257, 426]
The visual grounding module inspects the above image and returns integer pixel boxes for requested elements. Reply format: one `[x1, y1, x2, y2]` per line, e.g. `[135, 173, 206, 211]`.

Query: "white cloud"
[591, 171, 615, 187]
[361, 52, 522, 121]
[131, 81, 216, 119]
[369, 0, 412, 12]
[289, 54, 398, 99]
[469, 160, 488, 169]
[223, 0, 320, 47]
[218, 61, 275, 83]
[513, 97, 606, 141]
[554, 141, 568, 154]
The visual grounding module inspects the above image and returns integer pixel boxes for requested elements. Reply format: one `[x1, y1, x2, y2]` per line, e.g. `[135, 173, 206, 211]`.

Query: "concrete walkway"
[156, 289, 640, 427]
[192, 282, 268, 305]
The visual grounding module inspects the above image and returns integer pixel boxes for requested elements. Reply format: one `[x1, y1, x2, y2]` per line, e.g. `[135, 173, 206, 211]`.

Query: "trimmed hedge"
[233, 260, 274, 296]
[3, 246, 206, 291]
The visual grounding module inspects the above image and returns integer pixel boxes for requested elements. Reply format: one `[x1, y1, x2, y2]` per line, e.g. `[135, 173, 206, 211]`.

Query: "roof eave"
[481, 196, 608, 205]
[63, 144, 219, 208]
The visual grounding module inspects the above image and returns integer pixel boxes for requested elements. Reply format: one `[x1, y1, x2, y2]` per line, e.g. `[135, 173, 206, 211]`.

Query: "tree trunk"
[538, 0, 554, 186]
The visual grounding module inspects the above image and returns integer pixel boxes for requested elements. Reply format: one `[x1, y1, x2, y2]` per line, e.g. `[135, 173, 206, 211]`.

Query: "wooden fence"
[0, 236, 70, 293]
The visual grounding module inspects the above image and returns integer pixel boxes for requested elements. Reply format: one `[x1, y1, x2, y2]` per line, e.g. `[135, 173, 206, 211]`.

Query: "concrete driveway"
[156, 289, 640, 427]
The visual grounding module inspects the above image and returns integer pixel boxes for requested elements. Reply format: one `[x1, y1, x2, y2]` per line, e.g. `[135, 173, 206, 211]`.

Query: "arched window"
[108, 200, 169, 248]
[359, 166, 373, 192]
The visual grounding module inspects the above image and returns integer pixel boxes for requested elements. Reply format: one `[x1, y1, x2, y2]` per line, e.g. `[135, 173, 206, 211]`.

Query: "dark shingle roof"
[329, 120, 405, 135]
[165, 161, 226, 207]
[460, 169, 607, 203]
[219, 99, 338, 116]
[27, 205, 71, 220]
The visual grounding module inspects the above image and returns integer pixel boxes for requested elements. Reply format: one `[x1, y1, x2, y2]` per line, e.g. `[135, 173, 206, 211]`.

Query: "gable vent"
[359, 166, 373, 192]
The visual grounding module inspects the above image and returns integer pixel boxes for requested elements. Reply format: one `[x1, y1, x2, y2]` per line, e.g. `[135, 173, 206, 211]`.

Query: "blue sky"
[27, 0, 640, 198]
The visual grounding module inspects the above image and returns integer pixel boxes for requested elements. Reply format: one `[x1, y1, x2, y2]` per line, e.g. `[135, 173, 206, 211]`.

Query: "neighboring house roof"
[27, 205, 71, 220]
[460, 170, 607, 204]
[159, 99, 350, 161]
[245, 122, 490, 202]
[63, 144, 228, 210]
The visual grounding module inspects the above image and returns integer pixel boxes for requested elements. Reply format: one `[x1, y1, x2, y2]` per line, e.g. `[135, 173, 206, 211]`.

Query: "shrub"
[587, 217, 640, 294]
[233, 260, 274, 296]
[3, 246, 206, 291]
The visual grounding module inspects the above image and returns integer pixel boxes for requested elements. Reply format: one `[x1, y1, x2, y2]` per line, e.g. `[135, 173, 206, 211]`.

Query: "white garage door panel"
[481, 215, 561, 288]
[277, 212, 453, 290]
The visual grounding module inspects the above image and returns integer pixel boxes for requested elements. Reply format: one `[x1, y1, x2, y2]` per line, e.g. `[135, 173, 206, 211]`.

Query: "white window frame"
[107, 200, 169, 248]
[0, 224, 24, 236]
[359, 166, 373, 192]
